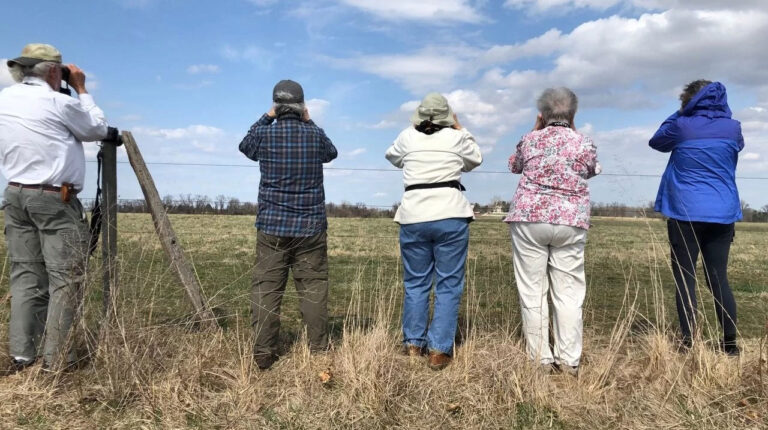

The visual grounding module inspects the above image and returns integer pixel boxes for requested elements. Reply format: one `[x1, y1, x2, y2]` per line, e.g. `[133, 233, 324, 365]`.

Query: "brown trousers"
[251, 230, 329, 358]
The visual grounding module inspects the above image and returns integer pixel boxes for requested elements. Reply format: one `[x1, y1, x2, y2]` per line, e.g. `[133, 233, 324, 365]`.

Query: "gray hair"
[8, 61, 59, 83]
[537, 87, 578, 124]
[273, 101, 305, 118]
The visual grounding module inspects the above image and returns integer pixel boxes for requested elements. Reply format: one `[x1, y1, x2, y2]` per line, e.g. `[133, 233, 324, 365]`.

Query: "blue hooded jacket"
[649, 82, 744, 223]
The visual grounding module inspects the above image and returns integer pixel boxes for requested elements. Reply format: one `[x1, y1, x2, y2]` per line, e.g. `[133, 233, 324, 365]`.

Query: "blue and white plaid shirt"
[239, 113, 338, 237]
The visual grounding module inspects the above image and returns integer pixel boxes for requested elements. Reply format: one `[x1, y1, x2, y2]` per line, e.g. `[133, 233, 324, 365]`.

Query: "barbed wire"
[86, 160, 768, 180]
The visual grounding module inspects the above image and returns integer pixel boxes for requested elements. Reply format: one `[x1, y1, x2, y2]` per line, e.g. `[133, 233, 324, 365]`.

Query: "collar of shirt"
[21, 76, 53, 91]
[276, 113, 301, 121]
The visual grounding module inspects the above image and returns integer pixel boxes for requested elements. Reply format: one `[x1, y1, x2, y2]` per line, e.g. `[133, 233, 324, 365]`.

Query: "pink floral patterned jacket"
[503, 126, 601, 230]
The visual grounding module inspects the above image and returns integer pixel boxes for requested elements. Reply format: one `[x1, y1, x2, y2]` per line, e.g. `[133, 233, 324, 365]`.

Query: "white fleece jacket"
[385, 126, 482, 224]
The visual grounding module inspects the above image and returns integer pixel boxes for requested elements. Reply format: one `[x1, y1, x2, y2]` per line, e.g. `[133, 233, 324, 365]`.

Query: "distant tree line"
[740, 200, 768, 222]
[590, 202, 661, 218]
[83, 195, 397, 218]
[80, 195, 768, 222]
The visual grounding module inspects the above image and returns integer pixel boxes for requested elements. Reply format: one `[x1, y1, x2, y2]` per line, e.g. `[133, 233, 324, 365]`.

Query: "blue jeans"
[399, 218, 469, 355]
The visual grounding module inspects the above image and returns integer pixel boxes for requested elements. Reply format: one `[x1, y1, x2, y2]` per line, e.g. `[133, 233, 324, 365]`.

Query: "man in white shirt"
[0, 43, 108, 372]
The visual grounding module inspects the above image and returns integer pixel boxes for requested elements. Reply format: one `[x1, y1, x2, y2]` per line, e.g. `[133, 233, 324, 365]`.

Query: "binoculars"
[59, 66, 72, 96]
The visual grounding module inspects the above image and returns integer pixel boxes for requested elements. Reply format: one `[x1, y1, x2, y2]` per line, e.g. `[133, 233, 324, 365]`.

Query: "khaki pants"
[510, 222, 587, 367]
[2, 185, 89, 367]
[251, 230, 329, 359]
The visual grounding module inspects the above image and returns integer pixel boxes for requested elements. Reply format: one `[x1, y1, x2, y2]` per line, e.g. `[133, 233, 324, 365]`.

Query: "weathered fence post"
[121, 131, 218, 328]
[101, 140, 118, 315]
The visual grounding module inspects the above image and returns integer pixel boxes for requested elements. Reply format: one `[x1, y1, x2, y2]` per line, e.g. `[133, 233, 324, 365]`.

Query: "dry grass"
[0, 215, 766, 429]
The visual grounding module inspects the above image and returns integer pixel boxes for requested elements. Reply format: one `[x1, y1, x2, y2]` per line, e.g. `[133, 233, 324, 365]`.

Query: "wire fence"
[87, 159, 768, 180]
[81, 159, 768, 221]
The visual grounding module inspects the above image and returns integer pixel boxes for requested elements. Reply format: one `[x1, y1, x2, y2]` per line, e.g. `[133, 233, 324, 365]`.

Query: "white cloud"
[736, 106, 768, 173]
[368, 119, 399, 129]
[134, 124, 225, 140]
[445, 89, 497, 127]
[133, 124, 227, 153]
[222, 45, 274, 70]
[347, 148, 367, 157]
[343, 5, 768, 111]
[187, 64, 220, 74]
[0, 61, 15, 88]
[479, 29, 562, 65]
[83, 70, 100, 91]
[333, 53, 465, 93]
[504, 0, 768, 12]
[474, 8, 768, 112]
[631, 0, 767, 10]
[504, 0, 621, 12]
[400, 100, 420, 112]
[350, 7, 764, 152]
[373, 192, 388, 197]
[306, 98, 330, 125]
[398, 89, 531, 148]
[339, 0, 484, 23]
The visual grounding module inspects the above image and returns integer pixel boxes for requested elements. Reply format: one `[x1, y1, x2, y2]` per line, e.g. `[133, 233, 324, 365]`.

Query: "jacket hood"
[681, 82, 732, 118]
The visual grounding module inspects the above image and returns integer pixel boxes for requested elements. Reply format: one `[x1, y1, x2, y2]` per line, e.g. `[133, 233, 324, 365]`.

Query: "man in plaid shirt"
[239, 80, 337, 370]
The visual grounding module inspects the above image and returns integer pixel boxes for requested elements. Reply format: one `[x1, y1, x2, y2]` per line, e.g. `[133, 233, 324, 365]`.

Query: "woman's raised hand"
[452, 113, 463, 130]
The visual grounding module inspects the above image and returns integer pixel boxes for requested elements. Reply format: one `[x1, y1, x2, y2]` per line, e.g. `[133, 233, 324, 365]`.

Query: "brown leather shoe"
[427, 352, 452, 370]
[403, 344, 424, 357]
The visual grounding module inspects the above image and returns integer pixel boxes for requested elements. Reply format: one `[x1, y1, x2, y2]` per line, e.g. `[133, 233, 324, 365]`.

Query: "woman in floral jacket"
[504, 87, 600, 376]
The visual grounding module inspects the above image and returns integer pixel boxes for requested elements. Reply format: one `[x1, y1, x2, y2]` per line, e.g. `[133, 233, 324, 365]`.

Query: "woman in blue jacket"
[650, 80, 743, 355]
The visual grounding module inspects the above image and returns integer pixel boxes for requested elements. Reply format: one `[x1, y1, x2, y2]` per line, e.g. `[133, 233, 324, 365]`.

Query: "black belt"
[405, 180, 466, 192]
[7, 182, 72, 193]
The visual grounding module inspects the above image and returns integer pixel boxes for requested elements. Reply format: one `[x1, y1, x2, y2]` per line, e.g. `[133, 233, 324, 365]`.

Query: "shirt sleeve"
[57, 93, 108, 142]
[649, 111, 682, 153]
[736, 121, 745, 151]
[580, 136, 601, 179]
[385, 131, 407, 168]
[239, 113, 274, 161]
[459, 128, 482, 172]
[310, 122, 337, 163]
[509, 138, 525, 174]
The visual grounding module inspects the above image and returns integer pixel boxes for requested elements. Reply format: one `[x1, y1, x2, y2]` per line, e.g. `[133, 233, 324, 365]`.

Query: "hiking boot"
[427, 351, 452, 371]
[254, 353, 278, 370]
[720, 339, 740, 357]
[402, 344, 424, 357]
[554, 363, 578, 377]
[539, 363, 555, 375]
[3, 358, 35, 376]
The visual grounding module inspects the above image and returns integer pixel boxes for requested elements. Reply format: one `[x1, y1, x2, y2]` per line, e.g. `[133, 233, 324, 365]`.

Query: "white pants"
[510, 222, 587, 367]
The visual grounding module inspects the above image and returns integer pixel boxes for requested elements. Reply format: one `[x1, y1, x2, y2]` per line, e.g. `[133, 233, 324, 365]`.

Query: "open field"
[0, 215, 766, 429]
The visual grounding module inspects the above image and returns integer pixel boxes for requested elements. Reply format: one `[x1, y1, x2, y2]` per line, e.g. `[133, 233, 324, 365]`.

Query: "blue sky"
[2, 0, 768, 209]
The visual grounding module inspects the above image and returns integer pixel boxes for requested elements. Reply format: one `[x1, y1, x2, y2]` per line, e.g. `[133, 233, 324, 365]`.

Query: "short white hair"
[8, 61, 58, 83]
[273, 101, 305, 117]
[537, 87, 578, 124]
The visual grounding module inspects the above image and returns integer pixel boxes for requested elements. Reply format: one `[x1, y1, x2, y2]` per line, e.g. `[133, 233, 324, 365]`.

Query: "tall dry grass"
[0, 216, 765, 429]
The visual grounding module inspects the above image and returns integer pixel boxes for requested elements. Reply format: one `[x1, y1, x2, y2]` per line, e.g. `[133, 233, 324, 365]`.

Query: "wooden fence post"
[101, 141, 118, 315]
[121, 131, 218, 327]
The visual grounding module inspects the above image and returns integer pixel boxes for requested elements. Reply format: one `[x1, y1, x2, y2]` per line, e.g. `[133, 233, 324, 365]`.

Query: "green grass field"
[99, 215, 768, 338]
[0, 215, 766, 429]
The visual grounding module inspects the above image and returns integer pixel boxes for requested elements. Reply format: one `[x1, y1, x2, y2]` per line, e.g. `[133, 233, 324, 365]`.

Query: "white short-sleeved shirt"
[0, 77, 108, 190]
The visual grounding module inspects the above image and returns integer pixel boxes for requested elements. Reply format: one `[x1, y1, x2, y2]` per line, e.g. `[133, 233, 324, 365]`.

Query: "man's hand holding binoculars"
[61, 64, 88, 95]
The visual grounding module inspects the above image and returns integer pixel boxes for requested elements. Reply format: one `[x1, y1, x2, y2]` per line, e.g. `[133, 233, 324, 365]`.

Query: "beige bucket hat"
[410, 92, 455, 127]
[7, 43, 62, 68]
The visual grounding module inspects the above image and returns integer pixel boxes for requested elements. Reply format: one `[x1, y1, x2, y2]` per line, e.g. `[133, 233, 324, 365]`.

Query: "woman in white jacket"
[385, 93, 482, 370]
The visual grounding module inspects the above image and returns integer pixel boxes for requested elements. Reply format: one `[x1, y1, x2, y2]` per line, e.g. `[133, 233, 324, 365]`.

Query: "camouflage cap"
[7, 43, 62, 68]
